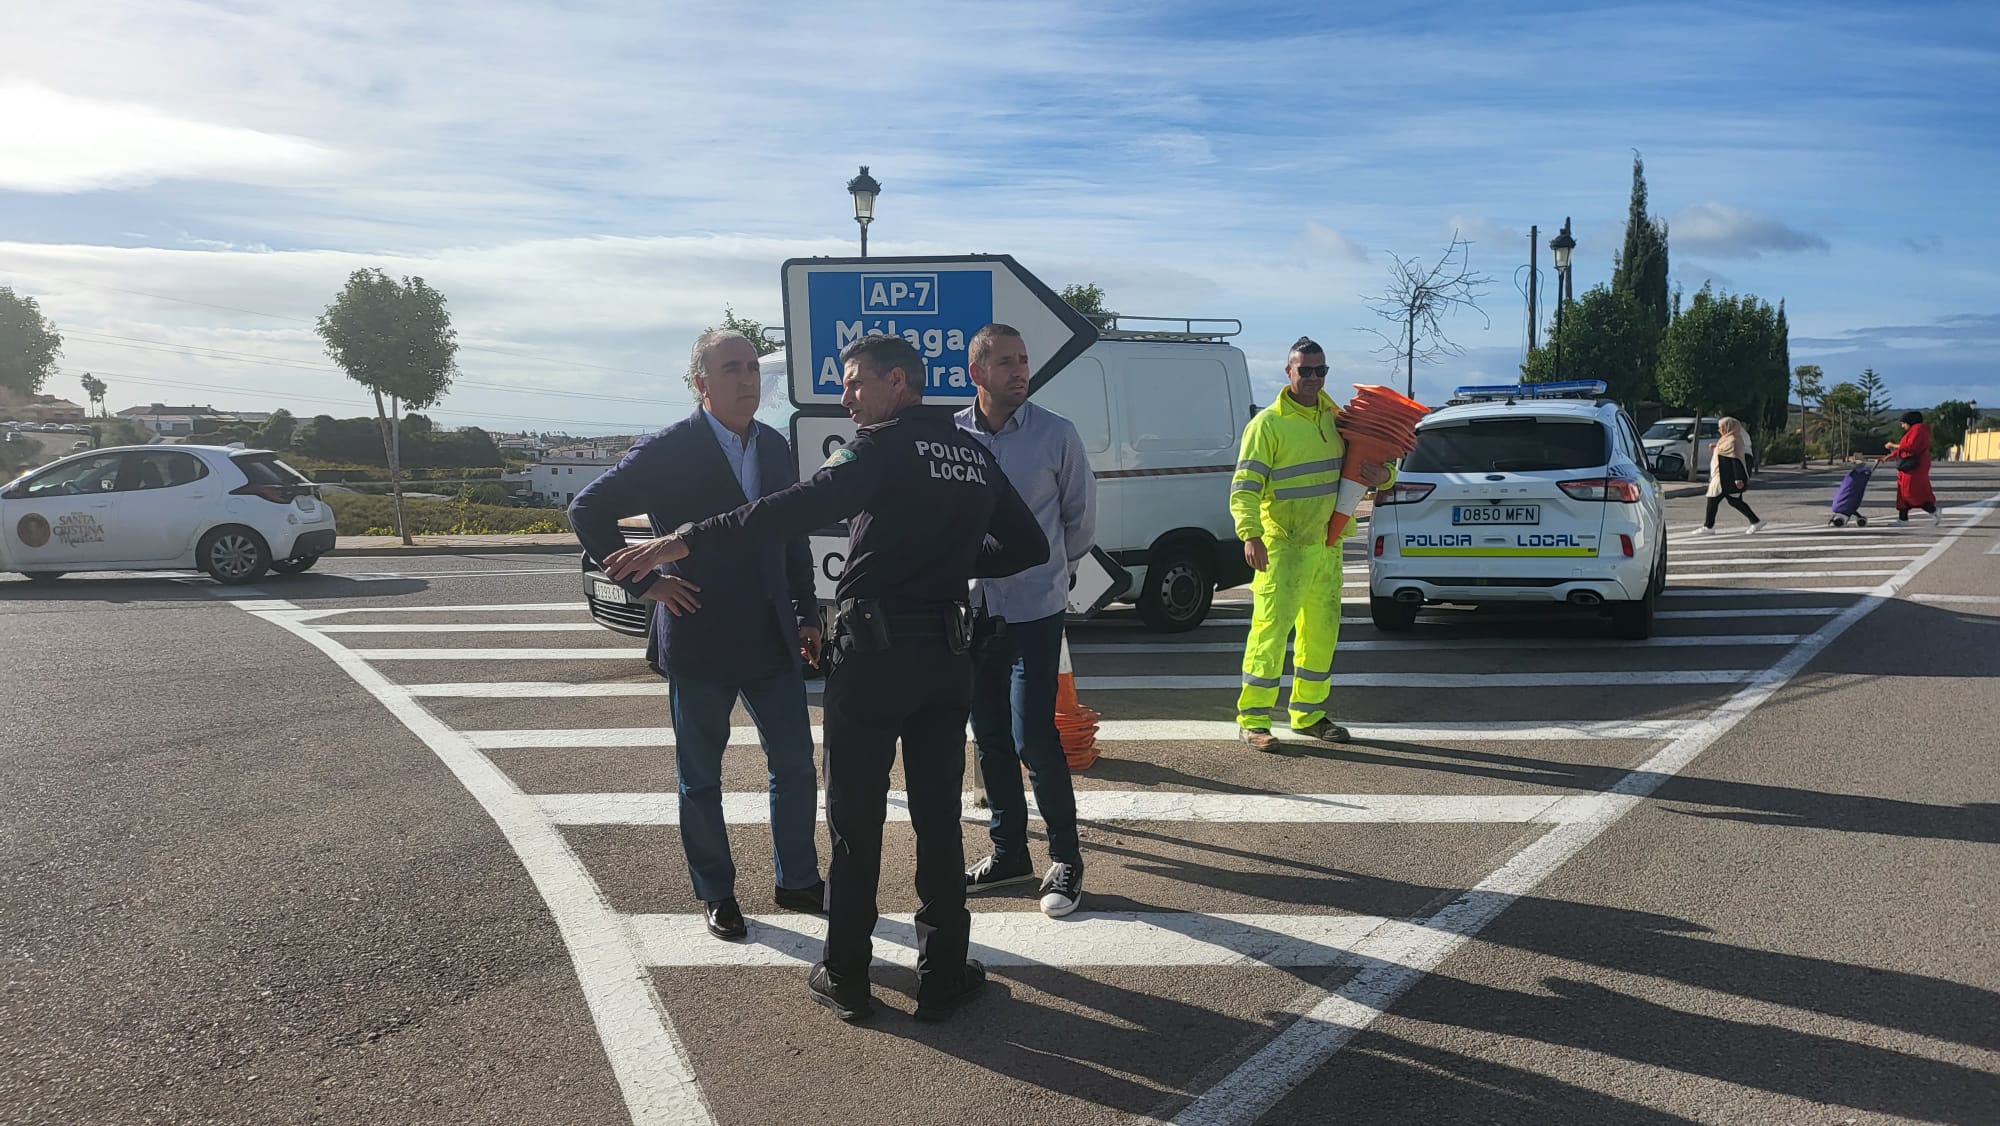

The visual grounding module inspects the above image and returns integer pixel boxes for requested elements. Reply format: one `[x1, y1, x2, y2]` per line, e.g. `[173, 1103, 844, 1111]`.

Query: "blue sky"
[2, 0, 1995, 434]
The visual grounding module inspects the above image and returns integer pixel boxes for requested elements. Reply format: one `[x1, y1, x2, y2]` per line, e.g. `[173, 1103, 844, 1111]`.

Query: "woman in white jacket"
[1694, 417, 1764, 535]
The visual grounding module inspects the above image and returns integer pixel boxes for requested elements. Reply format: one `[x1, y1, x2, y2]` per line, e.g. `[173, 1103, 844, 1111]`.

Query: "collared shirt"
[955, 399, 1097, 623]
[703, 407, 760, 500]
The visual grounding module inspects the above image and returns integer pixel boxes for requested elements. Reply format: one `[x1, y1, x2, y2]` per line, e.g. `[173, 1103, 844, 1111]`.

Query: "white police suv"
[1366, 380, 1668, 640]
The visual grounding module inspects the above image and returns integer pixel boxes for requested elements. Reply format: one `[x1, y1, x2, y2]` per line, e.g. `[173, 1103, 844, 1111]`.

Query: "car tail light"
[1374, 481, 1435, 506]
[1559, 478, 1641, 503]
[1374, 535, 1384, 558]
[233, 482, 314, 503]
[1621, 534, 1635, 558]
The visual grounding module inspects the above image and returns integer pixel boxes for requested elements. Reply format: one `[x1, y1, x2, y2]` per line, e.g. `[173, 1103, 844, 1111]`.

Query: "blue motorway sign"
[781, 255, 1098, 409]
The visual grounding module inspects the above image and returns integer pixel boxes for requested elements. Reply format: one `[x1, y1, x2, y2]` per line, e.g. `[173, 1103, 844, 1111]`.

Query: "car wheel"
[1370, 596, 1419, 632]
[1610, 560, 1659, 641]
[1137, 541, 1214, 633]
[22, 571, 66, 582]
[199, 525, 272, 585]
[270, 554, 320, 575]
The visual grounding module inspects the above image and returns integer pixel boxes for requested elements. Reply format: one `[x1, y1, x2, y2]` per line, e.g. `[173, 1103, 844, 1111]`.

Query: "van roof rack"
[1094, 314, 1242, 342]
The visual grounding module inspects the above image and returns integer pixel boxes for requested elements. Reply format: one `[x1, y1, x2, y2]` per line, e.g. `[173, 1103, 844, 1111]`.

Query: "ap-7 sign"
[783, 255, 1098, 409]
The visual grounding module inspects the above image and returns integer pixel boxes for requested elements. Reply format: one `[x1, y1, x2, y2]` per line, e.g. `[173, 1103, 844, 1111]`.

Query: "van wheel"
[1370, 596, 1419, 632]
[1138, 543, 1214, 632]
[199, 526, 271, 585]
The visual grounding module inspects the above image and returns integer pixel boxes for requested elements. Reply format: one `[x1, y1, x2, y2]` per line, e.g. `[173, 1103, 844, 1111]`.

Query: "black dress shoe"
[913, 959, 987, 1023]
[704, 897, 747, 940]
[806, 961, 874, 1022]
[774, 879, 827, 915]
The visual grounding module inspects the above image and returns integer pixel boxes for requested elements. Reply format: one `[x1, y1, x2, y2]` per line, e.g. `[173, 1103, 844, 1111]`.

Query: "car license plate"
[1453, 504, 1540, 525]
[591, 580, 631, 605]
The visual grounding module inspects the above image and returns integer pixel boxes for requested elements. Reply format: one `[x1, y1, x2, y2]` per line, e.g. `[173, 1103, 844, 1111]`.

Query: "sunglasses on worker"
[1292, 363, 1329, 377]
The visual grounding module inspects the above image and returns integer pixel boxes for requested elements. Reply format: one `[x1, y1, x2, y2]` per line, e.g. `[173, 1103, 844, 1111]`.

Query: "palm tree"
[79, 372, 107, 416]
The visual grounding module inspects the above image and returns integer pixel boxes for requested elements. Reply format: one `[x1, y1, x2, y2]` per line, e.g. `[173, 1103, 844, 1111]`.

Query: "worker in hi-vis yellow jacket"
[1228, 337, 1396, 751]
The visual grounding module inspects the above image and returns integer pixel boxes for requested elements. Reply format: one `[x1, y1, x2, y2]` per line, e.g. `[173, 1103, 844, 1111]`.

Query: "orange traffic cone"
[1326, 384, 1430, 545]
[1053, 630, 1100, 771]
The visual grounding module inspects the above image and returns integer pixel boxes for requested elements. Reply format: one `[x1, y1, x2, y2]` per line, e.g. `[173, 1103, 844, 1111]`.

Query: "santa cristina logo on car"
[16, 513, 49, 549]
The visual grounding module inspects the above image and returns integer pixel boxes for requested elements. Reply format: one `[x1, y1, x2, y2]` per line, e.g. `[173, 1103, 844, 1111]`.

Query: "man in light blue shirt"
[954, 323, 1097, 917]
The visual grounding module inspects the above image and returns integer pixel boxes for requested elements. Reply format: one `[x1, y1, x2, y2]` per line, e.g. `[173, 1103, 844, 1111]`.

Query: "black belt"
[836, 598, 971, 654]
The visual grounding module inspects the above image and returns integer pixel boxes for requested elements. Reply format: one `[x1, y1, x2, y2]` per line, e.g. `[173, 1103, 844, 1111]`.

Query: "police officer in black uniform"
[603, 333, 1047, 1024]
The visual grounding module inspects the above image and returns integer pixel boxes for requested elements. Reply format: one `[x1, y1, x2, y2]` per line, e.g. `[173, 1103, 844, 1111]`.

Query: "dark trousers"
[667, 672, 819, 903]
[970, 612, 1079, 867]
[1704, 493, 1759, 527]
[820, 634, 973, 1004]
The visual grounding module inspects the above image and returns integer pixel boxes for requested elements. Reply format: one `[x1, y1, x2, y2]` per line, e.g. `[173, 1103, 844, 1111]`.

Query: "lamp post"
[846, 165, 881, 258]
[1548, 217, 1575, 381]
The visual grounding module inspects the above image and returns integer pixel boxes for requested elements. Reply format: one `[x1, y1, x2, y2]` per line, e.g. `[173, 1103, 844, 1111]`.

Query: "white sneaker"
[1690, 526, 1714, 537]
[1745, 521, 1765, 535]
[1930, 511, 1944, 527]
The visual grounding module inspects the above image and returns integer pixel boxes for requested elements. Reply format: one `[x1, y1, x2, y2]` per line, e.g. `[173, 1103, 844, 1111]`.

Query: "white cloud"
[1669, 202, 1830, 259]
[1302, 222, 1371, 263]
[0, 83, 338, 193]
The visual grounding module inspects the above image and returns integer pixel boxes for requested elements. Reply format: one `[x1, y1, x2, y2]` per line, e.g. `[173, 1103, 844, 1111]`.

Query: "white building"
[525, 452, 619, 506]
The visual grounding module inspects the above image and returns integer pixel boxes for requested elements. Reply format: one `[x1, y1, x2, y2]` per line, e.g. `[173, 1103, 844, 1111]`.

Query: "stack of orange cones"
[1052, 630, 1100, 770]
[1326, 384, 1430, 545]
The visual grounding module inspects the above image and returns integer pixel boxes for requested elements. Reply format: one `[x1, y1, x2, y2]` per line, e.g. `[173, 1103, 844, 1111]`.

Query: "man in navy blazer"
[569, 330, 825, 941]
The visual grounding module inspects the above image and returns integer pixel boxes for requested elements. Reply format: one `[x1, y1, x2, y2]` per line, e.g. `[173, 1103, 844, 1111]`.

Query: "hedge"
[326, 493, 572, 537]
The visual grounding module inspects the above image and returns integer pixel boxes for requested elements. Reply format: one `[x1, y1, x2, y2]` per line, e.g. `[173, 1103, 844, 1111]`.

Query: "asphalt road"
[4, 464, 1997, 1126]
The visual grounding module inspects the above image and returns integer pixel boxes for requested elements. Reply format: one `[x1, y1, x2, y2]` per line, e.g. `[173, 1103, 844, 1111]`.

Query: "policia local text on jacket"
[663, 402, 1047, 1019]
[1230, 385, 1393, 734]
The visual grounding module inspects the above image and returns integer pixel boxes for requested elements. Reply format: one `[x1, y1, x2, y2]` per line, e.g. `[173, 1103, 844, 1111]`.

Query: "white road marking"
[627, 911, 1414, 969]
[1662, 586, 1873, 598]
[326, 567, 575, 579]
[1668, 555, 1924, 568]
[317, 622, 603, 633]
[1170, 495, 1998, 1126]
[1668, 539, 1914, 556]
[307, 601, 582, 614]
[409, 681, 669, 697]
[1075, 670, 1754, 691]
[464, 718, 1683, 750]
[355, 647, 644, 660]
[1669, 569, 1901, 582]
[1909, 593, 2000, 604]
[1656, 606, 1838, 620]
[535, 790, 1605, 826]
[1071, 634, 1799, 655]
[224, 599, 715, 1126]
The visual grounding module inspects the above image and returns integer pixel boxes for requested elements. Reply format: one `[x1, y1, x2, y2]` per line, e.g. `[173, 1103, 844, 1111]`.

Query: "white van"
[584, 321, 1257, 636]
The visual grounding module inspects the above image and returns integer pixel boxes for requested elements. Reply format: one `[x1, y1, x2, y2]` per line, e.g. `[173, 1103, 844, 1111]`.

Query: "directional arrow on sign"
[781, 254, 1099, 410]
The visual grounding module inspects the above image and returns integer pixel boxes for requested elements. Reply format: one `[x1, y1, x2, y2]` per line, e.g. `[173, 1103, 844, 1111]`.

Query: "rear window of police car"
[1404, 417, 1608, 474]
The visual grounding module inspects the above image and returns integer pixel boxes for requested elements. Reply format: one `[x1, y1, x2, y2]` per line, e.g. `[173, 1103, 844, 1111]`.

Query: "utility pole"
[1527, 225, 1539, 354]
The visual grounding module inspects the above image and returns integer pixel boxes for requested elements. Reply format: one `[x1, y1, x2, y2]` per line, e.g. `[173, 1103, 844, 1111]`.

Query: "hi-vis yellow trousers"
[1236, 537, 1343, 729]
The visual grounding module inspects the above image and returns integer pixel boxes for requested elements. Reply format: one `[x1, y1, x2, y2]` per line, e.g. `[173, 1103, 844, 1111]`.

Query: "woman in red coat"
[1880, 410, 1939, 526]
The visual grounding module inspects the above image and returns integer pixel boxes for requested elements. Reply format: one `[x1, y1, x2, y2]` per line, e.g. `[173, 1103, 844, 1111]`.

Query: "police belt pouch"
[836, 599, 973, 654]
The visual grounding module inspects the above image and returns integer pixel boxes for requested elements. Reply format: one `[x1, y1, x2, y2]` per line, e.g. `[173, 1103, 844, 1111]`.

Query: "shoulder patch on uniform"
[823, 447, 856, 468]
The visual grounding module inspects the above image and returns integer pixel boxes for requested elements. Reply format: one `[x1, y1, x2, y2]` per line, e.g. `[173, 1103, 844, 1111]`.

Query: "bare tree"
[1362, 233, 1492, 398]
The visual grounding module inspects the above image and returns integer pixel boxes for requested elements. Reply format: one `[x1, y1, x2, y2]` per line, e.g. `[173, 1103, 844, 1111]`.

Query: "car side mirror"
[1654, 451, 1687, 480]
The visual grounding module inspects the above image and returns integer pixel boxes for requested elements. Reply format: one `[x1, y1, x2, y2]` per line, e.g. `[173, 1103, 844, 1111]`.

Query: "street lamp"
[846, 165, 881, 258]
[1548, 217, 1576, 381]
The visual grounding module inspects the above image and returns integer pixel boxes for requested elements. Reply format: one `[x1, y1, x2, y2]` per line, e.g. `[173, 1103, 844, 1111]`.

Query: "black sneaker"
[965, 854, 1035, 893]
[1039, 861, 1083, 918]
[913, 960, 987, 1023]
[806, 962, 875, 1022]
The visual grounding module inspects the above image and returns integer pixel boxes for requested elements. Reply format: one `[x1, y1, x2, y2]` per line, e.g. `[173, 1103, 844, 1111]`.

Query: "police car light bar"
[1452, 380, 1609, 402]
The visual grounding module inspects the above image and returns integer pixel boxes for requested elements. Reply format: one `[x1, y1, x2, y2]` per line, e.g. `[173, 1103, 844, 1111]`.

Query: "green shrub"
[327, 493, 571, 537]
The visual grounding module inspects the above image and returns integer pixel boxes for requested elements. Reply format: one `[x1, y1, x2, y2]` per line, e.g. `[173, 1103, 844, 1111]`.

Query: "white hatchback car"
[1, 444, 337, 585]
[1367, 380, 1668, 639]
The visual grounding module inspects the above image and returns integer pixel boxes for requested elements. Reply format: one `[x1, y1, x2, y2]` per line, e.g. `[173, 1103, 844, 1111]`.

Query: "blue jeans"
[969, 611, 1080, 867]
[667, 671, 819, 903]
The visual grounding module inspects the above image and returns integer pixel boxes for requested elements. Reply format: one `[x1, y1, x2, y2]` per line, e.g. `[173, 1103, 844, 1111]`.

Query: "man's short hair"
[686, 329, 751, 394]
[968, 323, 1024, 367]
[1289, 336, 1325, 359]
[840, 334, 928, 397]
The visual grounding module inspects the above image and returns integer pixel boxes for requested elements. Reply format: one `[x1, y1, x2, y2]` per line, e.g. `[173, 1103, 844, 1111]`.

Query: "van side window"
[1125, 356, 1234, 453]
[1032, 357, 1111, 455]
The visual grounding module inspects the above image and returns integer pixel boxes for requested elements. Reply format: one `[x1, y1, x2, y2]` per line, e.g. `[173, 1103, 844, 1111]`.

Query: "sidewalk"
[1659, 460, 1838, 499]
